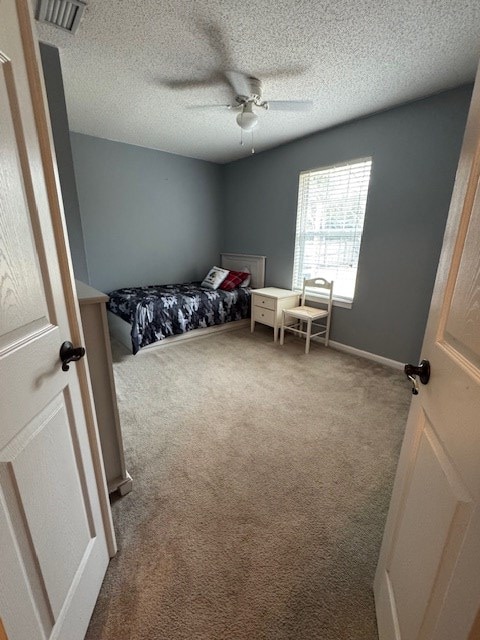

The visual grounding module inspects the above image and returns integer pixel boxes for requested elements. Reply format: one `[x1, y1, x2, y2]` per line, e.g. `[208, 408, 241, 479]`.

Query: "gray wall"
[40, 43, 89, 282]
[222, 86, 472, 363]
[71, 133, 223, 292]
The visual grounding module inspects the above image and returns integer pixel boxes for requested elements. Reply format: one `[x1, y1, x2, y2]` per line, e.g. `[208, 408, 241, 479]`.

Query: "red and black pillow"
[219, 270, 251, 291]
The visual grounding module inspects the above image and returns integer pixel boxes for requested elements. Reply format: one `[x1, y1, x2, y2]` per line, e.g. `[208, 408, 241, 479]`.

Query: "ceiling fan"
[160, 20, 311, 149]
[194, 70, 313, 133]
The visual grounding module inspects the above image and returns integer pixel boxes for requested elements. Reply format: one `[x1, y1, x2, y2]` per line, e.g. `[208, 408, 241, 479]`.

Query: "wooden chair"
[280, 277, 333, 354]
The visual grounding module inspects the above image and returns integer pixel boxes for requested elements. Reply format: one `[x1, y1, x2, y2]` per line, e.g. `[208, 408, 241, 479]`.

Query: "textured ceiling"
[35, 0, 480, 164]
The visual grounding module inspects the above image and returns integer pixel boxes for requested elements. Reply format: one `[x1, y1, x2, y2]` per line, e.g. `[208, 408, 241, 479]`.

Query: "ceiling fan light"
[236, 110, 258, 131]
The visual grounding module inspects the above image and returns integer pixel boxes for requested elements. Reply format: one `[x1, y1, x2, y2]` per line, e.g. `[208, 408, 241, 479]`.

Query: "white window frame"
[292, 157, 373, 307]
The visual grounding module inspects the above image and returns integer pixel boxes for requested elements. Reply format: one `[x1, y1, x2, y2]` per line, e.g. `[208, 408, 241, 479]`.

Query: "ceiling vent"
[35, 0, 86, 34]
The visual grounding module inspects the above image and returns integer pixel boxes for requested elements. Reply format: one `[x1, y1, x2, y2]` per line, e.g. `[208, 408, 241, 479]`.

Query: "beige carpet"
[86, 325, 410, 640]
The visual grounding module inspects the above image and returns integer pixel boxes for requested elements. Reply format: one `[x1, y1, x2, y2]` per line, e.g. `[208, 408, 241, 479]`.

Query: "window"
[292, 157, 372, 303]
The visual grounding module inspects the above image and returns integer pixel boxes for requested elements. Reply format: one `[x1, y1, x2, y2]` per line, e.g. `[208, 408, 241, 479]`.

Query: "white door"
[0, 1, 115, 639]
[374, 61, 480, 639]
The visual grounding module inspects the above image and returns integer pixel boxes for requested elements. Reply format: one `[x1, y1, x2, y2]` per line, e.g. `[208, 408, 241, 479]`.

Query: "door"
[374, 61, 480, 639]
[0, 1, 115, 639]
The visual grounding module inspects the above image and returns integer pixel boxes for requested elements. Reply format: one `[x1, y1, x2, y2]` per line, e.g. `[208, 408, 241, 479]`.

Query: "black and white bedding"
[107, 282, 251, 354]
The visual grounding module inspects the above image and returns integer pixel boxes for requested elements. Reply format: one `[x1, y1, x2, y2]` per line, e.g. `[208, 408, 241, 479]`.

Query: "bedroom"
[37, 7, 477, 365]
[0, 3, 478, 638]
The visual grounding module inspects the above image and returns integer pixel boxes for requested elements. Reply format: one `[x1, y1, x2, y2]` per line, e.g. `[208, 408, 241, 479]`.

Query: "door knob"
[60, 341, 86, 371]
[404, 359, 430, 395]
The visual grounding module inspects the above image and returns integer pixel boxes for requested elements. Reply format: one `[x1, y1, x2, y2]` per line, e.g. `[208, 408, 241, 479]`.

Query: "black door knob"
[404, 359, 430, 395]
[60, 341, 86, 371]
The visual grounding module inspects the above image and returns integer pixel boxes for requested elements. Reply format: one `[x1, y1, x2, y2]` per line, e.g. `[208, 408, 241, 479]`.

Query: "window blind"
[292, 157, 372, 302]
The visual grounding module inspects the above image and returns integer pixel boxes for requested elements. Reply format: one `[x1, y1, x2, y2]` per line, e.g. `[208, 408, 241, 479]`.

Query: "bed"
[107, 253, 266, 354]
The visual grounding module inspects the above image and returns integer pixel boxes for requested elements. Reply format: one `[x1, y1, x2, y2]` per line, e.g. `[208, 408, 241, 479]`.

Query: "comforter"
[107, 282, 251, 354]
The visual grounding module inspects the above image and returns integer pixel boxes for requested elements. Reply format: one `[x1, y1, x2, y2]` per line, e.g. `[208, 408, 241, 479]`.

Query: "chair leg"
[325, 314, 331, 347]
[280, 313, 285, 345]
[305, 319, 312, 354]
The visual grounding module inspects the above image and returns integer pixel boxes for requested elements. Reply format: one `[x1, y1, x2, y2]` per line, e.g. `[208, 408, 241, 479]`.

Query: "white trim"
[328, 339, 404, 370]
[302, 293, 353, 309]
[331, 299, 352, 310]
[110, 306, 404, 370]
[298, 155, 373, 177]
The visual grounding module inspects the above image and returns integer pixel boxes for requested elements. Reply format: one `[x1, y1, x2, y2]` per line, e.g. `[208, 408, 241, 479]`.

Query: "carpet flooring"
[86, 326, 410, 640]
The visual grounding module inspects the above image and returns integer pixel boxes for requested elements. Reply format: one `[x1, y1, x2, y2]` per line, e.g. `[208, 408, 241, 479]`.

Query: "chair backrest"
[301, 277, 334, 309]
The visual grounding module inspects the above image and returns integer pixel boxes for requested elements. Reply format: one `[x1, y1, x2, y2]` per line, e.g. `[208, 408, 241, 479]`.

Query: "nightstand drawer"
[253, 294, 275, 311]
[253, 306, 275, 326]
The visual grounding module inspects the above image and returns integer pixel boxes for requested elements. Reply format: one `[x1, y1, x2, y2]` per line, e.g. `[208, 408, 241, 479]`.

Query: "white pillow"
[240, 267, 251, 287]
[201, 266, 229, 290]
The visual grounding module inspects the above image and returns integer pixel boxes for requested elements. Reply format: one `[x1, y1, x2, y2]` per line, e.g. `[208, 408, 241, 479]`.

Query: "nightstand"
[251, 287, 300, 342]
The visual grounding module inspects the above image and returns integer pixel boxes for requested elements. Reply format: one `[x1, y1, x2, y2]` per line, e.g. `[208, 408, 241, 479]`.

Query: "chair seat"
[284, 305, 329, 320]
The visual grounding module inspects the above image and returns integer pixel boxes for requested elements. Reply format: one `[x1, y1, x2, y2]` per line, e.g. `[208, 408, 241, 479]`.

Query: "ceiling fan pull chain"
[251, 131, 255, 154]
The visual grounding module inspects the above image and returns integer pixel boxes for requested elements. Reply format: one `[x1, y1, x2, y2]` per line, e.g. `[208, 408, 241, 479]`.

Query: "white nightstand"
[251, 287, 300, 342]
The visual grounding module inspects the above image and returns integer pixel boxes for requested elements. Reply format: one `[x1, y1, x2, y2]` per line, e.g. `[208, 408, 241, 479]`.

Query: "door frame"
[374, 58, 480, 639]
[16, 0, 116, 558]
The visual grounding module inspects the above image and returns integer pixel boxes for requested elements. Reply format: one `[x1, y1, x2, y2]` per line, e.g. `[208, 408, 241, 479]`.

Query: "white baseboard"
[328, 339, 404, 370]
[110, 317, 251, 354]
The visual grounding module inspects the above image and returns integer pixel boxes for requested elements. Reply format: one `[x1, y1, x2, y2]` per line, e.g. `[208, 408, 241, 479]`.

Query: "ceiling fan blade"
[266, 100, 313, 111]
[161, 76, 220, 90]
[186, 104, 237, 110]
[224, 70, 251, 97]
[200, 20, 232, 68]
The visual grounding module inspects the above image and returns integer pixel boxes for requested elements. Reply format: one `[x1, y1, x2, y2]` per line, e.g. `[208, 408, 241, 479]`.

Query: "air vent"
[36, 0, 86, 34]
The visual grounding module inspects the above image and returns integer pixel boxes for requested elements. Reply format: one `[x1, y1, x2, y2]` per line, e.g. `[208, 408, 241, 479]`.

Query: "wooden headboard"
[220, 253, 266, 288]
